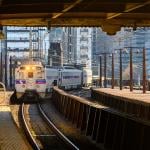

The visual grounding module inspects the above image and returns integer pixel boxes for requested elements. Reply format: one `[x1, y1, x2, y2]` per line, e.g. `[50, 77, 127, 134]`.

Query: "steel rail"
[38, 103, 79, 150]
[21, 103, 40, 150]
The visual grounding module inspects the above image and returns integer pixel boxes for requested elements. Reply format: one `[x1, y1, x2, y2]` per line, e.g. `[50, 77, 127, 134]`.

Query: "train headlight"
[22, 85, 25, 88]
[32, 66, 35, 70]
[26, 66, 35, 70]
[26, 66, 30, 70]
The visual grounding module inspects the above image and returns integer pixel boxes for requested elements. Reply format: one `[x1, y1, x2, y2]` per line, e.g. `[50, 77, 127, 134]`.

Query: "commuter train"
[14, 60, 46, 101]
[14, 60, 92, 101]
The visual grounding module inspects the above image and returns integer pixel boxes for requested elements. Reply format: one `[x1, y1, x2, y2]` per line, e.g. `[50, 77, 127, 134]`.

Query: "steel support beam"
[52, 0, 83, 19]
[107, 1, 150, 19]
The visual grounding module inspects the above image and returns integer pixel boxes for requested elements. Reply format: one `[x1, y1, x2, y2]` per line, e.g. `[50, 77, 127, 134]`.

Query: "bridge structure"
[0, 0, 150, 34]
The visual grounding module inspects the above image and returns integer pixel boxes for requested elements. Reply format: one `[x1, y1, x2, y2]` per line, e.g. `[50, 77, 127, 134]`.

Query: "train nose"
[26, 80, 35, 89]
[23, 89, 39, 102]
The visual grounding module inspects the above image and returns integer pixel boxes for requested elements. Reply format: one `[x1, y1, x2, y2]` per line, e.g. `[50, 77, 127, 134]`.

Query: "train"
[13, 60, 92, 102]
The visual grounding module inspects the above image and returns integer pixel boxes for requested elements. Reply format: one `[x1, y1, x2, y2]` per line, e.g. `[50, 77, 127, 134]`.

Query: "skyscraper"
[76, 27, 92, 69]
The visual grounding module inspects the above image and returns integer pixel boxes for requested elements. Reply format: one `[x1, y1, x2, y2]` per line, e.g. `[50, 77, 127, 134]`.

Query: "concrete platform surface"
[0, 106, 32, 150]
[94, 88, 150, 105]
[0, 91, 13, 105]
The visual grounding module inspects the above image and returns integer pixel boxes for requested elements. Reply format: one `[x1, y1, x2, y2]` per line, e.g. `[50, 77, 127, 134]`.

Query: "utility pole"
[143, 47, 146, 93]
[130, 48, 133, 91]
[4, 27, 7, 88]
[112, 53, 114, 89]
[99, 55, 102, 87]
[9, 56, 12, 89]
[120, 49, 122, 90]
[104, 53, 107, 88]
[0, 43, 3, 82]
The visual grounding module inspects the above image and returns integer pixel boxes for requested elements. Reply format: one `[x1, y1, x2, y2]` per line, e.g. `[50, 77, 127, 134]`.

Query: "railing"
[51, 87, 150, 150]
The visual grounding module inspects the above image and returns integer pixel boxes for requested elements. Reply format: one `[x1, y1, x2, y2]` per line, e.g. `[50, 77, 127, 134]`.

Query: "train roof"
[20, 60, 43, 66]
[45, 65, 77, 70]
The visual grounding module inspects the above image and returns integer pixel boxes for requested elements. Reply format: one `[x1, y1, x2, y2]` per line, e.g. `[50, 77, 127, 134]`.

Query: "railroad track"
[20, 103, 79, 150]
[67, 88, 91, 99]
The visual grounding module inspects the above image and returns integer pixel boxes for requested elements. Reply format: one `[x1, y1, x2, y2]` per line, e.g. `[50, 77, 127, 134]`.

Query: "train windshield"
[20, 66, 25, 70]
[28, 72, 33, 78]
[36, 66, 42, 70]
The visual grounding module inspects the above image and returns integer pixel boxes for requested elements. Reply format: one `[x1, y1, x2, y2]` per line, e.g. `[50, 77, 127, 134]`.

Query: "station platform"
[0, 91, 13, 105]
[0, 91, 32, 150]
[91, 88, 150, 121]
[0, 106, 32, 150]
[93, 88, 150, 104]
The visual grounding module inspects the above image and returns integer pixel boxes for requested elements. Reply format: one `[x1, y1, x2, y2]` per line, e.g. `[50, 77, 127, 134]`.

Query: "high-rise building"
[112, 27, 150, 84]
[1, 26, 49, 87]
[76, 27, 92, 69]
[48, 27, 92, 68]
[5, 26, 48, 60]
[48, 27, 76, 66]
[91, 28, 113, 76]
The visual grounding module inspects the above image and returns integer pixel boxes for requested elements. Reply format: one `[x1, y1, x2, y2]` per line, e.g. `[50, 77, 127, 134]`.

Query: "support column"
[0, 52, 2, 82]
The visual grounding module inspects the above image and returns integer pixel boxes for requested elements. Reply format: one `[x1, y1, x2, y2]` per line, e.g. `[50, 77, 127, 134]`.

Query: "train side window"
[28, 72, 33, 78]
[36, 67, 41, 70]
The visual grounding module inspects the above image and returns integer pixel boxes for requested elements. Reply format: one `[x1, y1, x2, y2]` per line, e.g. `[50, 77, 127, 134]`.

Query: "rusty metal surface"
[0, 106, 32, 150]
[1, 0, 150, 34]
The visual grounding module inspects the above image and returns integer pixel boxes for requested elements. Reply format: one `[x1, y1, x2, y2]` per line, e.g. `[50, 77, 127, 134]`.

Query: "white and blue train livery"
[45, 67, 59, 90]
[58, 68, 82, 89]
[15, 60, 46, 99]
[83, 68, 92, 87]
[15, 61, 93, 101]
[45, 67, 82, 90]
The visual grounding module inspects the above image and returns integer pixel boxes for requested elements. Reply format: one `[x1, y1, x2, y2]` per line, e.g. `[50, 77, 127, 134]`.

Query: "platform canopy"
[0, 0, 150, 34]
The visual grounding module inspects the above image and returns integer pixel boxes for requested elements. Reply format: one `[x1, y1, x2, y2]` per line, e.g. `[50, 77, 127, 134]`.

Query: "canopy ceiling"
[0, 0, 150, 34]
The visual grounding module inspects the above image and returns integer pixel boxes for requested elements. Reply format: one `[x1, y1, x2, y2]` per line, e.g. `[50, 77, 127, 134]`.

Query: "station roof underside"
[1, 0, 150, 34]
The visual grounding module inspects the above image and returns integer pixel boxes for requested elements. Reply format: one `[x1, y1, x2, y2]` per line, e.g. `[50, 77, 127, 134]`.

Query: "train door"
[26, 67, 35, 90]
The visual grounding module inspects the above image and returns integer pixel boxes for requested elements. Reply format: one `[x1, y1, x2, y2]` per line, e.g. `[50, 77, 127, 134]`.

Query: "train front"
[14, 61, 46, 102]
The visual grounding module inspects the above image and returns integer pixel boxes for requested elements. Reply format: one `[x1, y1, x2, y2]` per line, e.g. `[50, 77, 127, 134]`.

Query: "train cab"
[15, 60, 46, 100]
